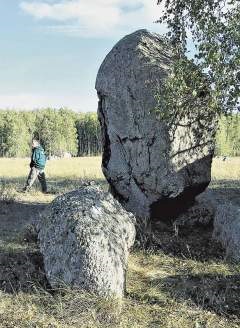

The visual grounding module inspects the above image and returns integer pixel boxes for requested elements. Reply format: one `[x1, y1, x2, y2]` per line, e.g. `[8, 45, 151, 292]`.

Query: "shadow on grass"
[128, 270, 240, 318]
[148, 182, 240, 261]
[209, 179, 240, 205]
[0, 176, 107, 195]
[210, 179, 240, 189]
[0, 199, 50, 294]
[0, 201, 47, 241]
[150, 223, 225, 262]
[154, 273, 240, 318]
[0, 247, 50, 294]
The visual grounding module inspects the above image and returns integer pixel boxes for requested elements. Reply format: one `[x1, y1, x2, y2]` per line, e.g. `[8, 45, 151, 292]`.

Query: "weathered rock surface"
[213, 202, 240, 261]
[173, 190, 217, 228]
[96, 29, 216, 220]
[38, 183, 136, 298]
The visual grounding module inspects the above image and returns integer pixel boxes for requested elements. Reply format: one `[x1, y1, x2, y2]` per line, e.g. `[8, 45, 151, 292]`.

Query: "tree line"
[0, 108, 102, 158]
[0, 108, 239, 158]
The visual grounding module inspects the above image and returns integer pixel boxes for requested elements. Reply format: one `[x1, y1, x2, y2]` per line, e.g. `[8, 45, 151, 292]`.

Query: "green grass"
[0, 156, 239, 327]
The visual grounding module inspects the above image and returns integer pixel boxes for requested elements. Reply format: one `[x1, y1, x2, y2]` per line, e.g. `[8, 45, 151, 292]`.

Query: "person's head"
[32, 139, 40, 149]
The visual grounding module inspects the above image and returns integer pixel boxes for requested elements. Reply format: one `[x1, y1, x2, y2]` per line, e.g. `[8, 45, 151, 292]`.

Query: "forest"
[0, 108, 102, 158]
[0, 108, 239, 158]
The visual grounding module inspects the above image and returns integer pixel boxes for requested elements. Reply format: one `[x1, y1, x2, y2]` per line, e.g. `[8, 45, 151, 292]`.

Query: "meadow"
[0, 156, 239, 328]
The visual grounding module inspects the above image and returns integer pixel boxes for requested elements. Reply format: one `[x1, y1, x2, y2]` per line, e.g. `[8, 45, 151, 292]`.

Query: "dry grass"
[0, 156, 239, 327]
[212, 157, 240, 180]
[0, 157, 104, 180]
[0, 156, 105, 203]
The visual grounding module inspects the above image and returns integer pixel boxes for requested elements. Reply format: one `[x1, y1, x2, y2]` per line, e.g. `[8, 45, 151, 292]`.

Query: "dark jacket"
[30, 146, 46, 170]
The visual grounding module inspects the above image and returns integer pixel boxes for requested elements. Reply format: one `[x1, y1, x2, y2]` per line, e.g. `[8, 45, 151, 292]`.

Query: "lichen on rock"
[96, 29, 217, 220]
[38, 182, 136, 298]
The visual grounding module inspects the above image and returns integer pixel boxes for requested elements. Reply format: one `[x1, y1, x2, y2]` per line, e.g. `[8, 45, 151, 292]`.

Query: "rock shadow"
[0, 200, 47, 240]
[0, 176, 107, 195]
[0, 199, 50, 294]
[154, 273, 240, 318]
[149, 182, 240, 261]
[149, 221, 225, 262]
[0, 248, 49, 294]
[209, 179, 240, 205]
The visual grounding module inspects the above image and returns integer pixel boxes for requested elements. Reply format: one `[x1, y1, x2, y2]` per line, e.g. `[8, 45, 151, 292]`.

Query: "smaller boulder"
[38, 183, 136, 298]
[173, 189, 240, 262]
[213, 202, 240, 261]
[173, 190, 216, 228]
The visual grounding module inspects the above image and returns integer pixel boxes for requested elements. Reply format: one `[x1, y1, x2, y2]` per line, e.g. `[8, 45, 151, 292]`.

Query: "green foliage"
[0, 111, 31, 157]
[34, 108, 78, 156]
[76, 112, 102, 156]
[155, 57, 214, 126]
[0, 109, 102, 158]
[157, 0, 240, 116]
[215, 114, 240, 156]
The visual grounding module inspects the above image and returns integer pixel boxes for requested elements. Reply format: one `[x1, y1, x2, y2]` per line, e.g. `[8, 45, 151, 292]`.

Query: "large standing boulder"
[96, 29, 216, 220]
[38, 183, 136, 298]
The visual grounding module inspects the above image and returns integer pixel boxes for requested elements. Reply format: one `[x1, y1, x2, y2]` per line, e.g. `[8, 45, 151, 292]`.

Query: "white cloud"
[20, 0, 166, 38]
[0, 92, 98, 112]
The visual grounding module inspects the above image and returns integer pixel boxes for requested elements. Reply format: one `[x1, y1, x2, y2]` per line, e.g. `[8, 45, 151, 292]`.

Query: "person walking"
[23, 139, 47, 193]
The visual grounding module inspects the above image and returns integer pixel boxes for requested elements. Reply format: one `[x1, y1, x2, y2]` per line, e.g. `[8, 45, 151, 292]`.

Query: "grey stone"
[38, 183, 136, 298]
[96, 29, 216, 220]
[213, 202, 240, 261]
[173, 191, 216, 229]
[172, 189, 240, 261]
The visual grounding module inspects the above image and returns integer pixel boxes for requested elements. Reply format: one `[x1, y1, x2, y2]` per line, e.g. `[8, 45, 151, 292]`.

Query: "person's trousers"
[25, 167, 47, 192]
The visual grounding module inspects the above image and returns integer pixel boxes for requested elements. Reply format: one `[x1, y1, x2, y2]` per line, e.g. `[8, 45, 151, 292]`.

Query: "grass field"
[0, 156, 240, 328]
[0, 156, 105, 203]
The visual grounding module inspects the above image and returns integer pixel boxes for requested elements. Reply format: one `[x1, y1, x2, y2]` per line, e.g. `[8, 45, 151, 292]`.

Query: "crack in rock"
[95, 29, 217, 221]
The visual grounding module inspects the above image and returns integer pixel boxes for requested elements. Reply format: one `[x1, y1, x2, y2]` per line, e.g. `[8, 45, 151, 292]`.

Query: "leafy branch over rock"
[156, 0, 240, 117]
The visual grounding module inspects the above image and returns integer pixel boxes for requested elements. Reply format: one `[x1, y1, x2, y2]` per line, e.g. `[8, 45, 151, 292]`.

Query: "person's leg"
[23, 167, 38, 191]
[38, 170, 47, 193]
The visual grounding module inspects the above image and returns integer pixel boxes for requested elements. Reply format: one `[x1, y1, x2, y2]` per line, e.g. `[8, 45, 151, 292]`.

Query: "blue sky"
[0, 0, 167, 112]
